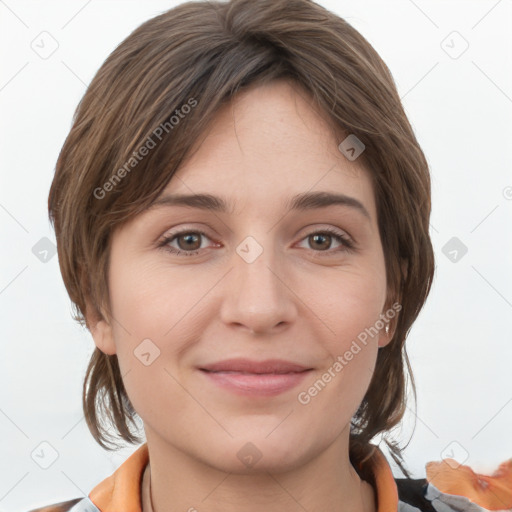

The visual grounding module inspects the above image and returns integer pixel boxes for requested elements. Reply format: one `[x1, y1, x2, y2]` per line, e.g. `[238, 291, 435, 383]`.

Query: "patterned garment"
[26, 443, 512, 512]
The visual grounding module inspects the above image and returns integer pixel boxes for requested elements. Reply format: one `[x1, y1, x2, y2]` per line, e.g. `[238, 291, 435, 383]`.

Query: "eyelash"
[157, 227, 355, 257]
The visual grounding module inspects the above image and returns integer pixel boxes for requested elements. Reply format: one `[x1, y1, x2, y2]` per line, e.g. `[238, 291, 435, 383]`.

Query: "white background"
[1, 0, 511, 510]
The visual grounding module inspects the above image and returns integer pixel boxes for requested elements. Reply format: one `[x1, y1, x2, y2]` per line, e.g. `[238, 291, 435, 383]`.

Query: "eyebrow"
[146, 191, 371, 220]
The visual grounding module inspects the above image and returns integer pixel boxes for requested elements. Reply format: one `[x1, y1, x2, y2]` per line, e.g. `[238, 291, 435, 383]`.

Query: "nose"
[219, 239, 297, 335]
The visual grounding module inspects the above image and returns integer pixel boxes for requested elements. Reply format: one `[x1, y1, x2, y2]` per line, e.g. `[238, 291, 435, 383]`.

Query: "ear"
[377, 320, 395, 349]
[378, 259, 407, 348]
[84, 298, 116, 355]
[378, 258, 408, 348]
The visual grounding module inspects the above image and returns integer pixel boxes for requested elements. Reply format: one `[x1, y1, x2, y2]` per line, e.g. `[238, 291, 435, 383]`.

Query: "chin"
[202, 433, 313, 475]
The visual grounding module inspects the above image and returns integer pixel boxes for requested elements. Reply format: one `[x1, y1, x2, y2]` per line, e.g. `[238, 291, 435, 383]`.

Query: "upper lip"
[200, 358, 312, 374]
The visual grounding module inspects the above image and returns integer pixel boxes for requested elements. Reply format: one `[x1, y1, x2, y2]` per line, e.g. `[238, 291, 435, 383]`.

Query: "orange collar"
[89, 444, 149, 511]
[88, 443, 398, 511]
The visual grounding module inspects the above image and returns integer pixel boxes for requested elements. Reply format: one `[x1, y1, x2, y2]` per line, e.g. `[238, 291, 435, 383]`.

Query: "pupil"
[313, 234, 330, 250]
[182, 233, 199, 250]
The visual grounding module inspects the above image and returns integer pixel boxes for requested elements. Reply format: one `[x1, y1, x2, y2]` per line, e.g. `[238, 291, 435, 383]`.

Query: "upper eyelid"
[160, 223, 351, 237]
[160, 225, 354, 247]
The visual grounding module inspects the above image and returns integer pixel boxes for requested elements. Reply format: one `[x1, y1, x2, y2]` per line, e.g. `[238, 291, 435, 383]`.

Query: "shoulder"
[394, 456, 512, 512]
[26, 498, 87, 512]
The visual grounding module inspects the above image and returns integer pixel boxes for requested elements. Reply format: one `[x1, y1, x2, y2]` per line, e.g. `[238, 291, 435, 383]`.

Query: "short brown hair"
[48, 0, 434, 478]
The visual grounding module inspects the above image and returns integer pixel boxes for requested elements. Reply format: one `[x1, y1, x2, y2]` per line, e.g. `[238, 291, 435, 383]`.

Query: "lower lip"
[200, 369, 312, 396]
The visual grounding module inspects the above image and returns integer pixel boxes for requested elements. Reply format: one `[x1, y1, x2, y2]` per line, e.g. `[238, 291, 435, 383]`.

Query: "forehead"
[150, 80, 377, 222]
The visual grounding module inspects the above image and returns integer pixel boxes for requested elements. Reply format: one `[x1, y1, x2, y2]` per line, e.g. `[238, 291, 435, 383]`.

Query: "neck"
[141, 434, 376, 512]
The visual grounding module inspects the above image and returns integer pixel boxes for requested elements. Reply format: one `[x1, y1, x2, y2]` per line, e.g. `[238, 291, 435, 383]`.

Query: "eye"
[295, 227, 355, 256]
[157, 227, 355, 257]
[158, 229, 215, 256]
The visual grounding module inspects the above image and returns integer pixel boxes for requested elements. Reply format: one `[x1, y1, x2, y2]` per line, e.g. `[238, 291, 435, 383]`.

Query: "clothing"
[26, 443, 512, 512]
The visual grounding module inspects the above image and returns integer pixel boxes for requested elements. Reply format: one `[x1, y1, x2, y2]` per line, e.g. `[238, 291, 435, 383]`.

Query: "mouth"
[199, 358, 312, 374]
[198, 359, 313, 396]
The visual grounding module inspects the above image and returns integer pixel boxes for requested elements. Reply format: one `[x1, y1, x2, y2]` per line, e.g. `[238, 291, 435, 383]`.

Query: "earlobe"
[90, 318, 116, 355]
[378, 324, 394, 348]
[378, 296, 399, 349]
[85, 299, 116, 355]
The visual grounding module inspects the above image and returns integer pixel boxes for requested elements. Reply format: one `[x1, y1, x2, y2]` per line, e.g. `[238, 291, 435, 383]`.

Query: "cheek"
[310, 265, 387, 346]
[109, 255, 189, 335]
[107, 256, 214, 380]
[298, 274, 385, 415]
[107, 260, 196, 422]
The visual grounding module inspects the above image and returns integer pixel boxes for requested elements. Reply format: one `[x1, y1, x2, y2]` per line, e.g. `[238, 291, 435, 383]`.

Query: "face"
[89, 79, 393, 474]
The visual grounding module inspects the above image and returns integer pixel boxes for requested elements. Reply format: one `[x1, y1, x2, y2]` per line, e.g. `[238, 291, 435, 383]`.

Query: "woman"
[33, 0, 511, 511]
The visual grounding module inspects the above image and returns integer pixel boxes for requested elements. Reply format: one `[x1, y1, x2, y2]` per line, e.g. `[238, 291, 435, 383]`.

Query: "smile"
[199, 369, 312, 397]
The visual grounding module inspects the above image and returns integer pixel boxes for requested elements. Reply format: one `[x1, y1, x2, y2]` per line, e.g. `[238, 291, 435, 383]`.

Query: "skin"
[88, 79, 394, 512]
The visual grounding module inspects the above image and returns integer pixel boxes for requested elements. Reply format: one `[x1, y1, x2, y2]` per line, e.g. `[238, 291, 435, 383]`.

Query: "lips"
[199, 359, 312, 399]
[199, 359, 313, 397]
[199, 358, 311, 374]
